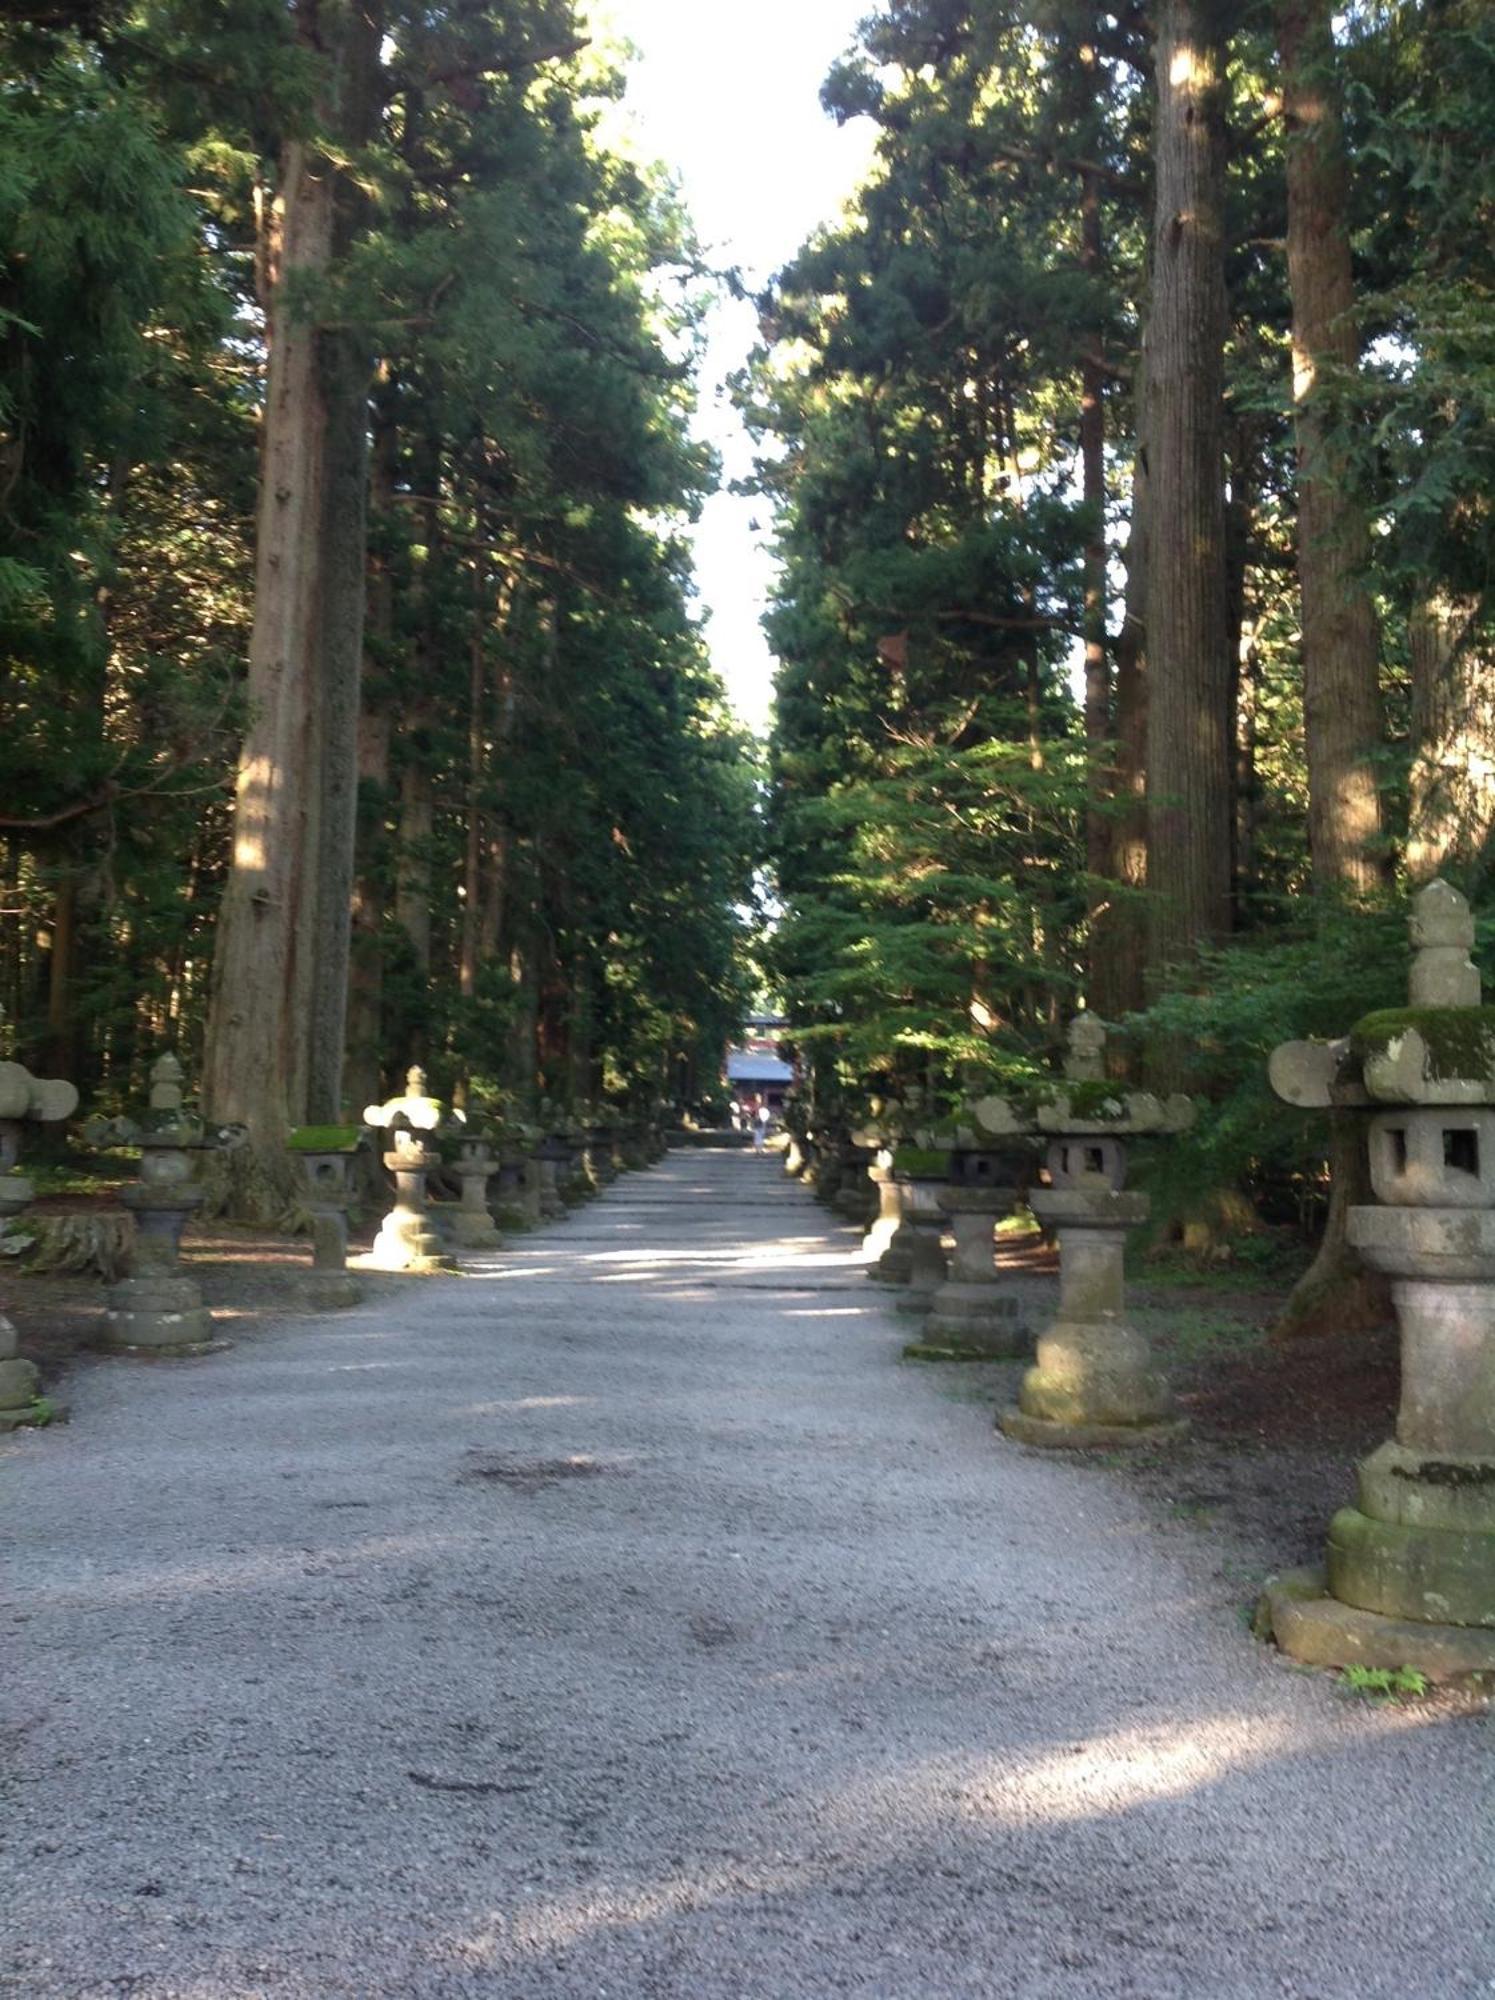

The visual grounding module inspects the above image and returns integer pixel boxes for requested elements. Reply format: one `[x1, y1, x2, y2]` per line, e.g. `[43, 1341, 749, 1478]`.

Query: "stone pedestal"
[1261, 881, 1495, 1677]
[97, 1054, 231, 1357]
[537, 1144, 567, 1221]
[833, 1145, 876, 1225]
[362, 1068, 459, 1275]
[0, 1065, 80, 1410]
[0, 1176, 46, 1425]
[106, 1181, 218, 1355]
[1001, 1180, 1181, 1448]
[862, 1161, 905, 1277]
[452, 1141, 502, 1251]
[917, 1187, 1028, 1358]
[0, 1311, 45, 1430]
[292, 1145, 362, 1309]
[894, 1187, 949, 1315]
[491, 1150, 536, 1233]
[367, 1137, 457, 1274]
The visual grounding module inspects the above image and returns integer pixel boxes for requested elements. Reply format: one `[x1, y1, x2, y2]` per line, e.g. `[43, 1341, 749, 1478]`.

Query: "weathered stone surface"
[1408, 878, 1481, 1008]
[98, 1053, 233, 1354]
[363, 1070, 460, 1275]
[1265, 880, 1495, 1669]
[999, 1408, 1188, 1451]
[920, 1187, 1029, 1358]
[0, 1353, 41, 1408]
[1327, 1506, 1495, 1627]
[1357, 1439, 1495, 1533]
[862, 1160, 906, 1277]
[1260, 1566, 1495, 1679]
[1001, 1019, 1187, 1449]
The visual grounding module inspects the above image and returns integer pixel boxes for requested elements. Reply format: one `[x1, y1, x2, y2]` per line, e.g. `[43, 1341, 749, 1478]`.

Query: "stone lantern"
[999, 1017, 1193, 1449]
[1262, 881, 1495, 1675]
[887, 1140, 953, 1313]
[490, 1114, 541, 1232]
[89, 1052, 243, 1356]
[852, 1114, 902, 1271]
[451, 1132, 503, 1251]
[918, 1096, 1035, 1359]
[0, 1060, 80, 1427]
[287, 1126, 363, 1308]
[362, 1068, 459, 1275]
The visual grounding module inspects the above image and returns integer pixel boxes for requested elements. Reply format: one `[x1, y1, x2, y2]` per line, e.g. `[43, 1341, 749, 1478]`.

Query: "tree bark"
[1142, 0, 1234, 977]
[202, 128, 333, 1163]
[1278, 0, 1384, 900]
[307, 3, 380, 1122]
[1406, 592, 1495, 882]
[1079, 160, 1111, 986]
[203, 0, 379, 1195]
[1091, 361, 1150, 1022]
[1273, 0, 1391, 1338]
[344, 385, 397, 1116]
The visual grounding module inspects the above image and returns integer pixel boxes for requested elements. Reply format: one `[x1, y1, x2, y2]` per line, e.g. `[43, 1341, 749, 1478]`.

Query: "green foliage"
[0, 2, 757, 1128]
[1340, 1664, 1429, 1700]
[1121, 903, 1412, 1232]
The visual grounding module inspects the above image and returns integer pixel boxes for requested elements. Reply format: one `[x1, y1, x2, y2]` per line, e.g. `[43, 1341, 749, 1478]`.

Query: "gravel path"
[4, 1149, 1493, 1999]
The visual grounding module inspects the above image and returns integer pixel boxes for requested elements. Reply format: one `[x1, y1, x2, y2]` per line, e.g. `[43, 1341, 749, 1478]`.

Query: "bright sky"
[592, 2, 879, 736]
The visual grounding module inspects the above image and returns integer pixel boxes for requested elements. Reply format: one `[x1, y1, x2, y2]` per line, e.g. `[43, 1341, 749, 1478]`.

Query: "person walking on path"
[752, 1097, 770, 1153]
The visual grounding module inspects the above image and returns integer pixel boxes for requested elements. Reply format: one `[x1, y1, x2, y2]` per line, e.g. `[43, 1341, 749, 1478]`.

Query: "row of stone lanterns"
[1, 1051, 667, 1384]
[829, 878, 1495, 1676]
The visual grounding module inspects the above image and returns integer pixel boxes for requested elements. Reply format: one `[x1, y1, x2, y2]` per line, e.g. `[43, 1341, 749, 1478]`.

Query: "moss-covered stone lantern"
[287, 1125, 363, 1308]
[916, 1096, 1035, 1360]
[89, 1052, 243, 1356]
[1261, 880, 1495, 1676]
[999, 1016, 1192, 1449]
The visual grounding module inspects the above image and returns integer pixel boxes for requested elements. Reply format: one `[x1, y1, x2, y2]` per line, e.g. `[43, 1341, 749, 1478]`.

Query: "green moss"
[893, 1146, 950, 1179]
[1010, 1077, 1130, 1120]
[1350, 1006, 1495, 1082]
[287, 1124, 364, 1153]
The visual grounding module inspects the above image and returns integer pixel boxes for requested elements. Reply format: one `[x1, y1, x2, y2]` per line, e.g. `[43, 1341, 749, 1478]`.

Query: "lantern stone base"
[1326, 1504, 1495, 1629]
[0, 1350, 49, 1427]
[452, 1211, 503, 1251]
[998, 1406, 1187, 1451]
[366, 1209, 457, 1275]
[296, 1270, 363, 1310]
[917, 1287, 1028, 1359]
[102, 1275, 219, 1355]
[1258, 1565, 1495, 1680]
[893, 1210, 947, 1312]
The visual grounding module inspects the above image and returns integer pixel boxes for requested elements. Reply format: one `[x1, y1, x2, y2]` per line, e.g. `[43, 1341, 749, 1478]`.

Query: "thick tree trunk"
[1406, 593, 1495, 882]
[1273, 0, 1391, 1336]
[1278, 0, 1384, 900]
[1091, 368, 1150, 1022]
[203, 1, 379, 1197]
[344, 389, 397, 1117]
[1142, 0, 1234, 976]
[1079, 163, 1111, 991]
[202, 133, 332, 1162]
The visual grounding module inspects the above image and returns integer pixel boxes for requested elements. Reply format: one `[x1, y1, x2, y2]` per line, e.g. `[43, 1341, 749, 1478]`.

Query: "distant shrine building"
[725, 1012, 796, 1114]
